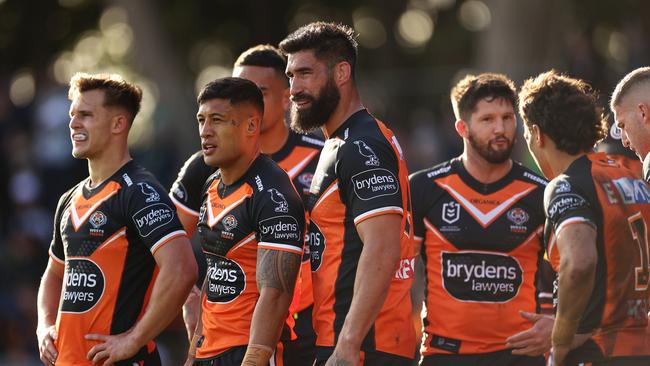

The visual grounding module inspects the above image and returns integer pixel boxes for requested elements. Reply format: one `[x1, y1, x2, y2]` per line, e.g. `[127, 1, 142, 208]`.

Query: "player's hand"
[85, 331, 140, 366]
[325, 343, 359, 366]
[505, 311, 553, 356]
[551, 344, 571, 366]
[37, 324, 58, 365]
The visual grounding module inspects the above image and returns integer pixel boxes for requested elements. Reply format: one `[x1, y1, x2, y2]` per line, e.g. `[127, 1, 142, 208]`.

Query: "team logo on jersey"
[308, 221, 326, 272]
[442, 251, 523, 303]
[132, 203, 175, 237]
[61, 258, 105, 313]
[507, 208, 529, 226]
[89, 211, 107, 228]
[352, 168, 399, 200]
[138, 182, 160, 203]
[353, 140, 380, 166]
[554, 179, 571, 194]
[205, 254, 246, 304]
[268, 188, 289, 213]
[442, 201, 460, 224]
[88, 211, 107, 237]
[222, 214, 238, 231]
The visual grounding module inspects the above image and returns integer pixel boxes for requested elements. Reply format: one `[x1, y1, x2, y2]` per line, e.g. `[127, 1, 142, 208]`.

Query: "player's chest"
[60, 198, 127, 257]
[307, 139, 342, 211]
[427, 192, 541, 252]
[198, 185, 256, 257]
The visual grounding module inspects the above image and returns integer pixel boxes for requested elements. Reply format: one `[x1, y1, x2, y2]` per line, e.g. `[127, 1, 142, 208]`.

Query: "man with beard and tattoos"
[409, 73, 549, 366]
[280, 22, 416, 366]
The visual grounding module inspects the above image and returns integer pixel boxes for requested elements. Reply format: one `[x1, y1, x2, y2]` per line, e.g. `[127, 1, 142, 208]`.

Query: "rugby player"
[36, 73, 198, 365]
[520, 70, 650, 366]
[280, 22, 416, 365]
[410, 73, 548, 366]
[611, 66, 650, 183]
[184, 77, 304, 366]
[172, 45, 322, 365]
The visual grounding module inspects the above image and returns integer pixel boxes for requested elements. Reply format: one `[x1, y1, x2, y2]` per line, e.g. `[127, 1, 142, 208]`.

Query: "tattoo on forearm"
[257, 249, 300, 294]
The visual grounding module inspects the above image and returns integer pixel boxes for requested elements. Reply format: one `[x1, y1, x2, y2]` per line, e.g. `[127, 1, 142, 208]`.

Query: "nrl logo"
[442, 201, 460, 224]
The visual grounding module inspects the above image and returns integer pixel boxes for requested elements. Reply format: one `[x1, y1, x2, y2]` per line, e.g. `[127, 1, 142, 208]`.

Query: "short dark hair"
[197, 77, 264, 115]
[610, 66, 650, 110]
[68, 72, 142, 121]
[519, 70, 608, 155]
[234, 44, 288, 84]
[279, 22, 358, 77]
[450, 73, 517, 121]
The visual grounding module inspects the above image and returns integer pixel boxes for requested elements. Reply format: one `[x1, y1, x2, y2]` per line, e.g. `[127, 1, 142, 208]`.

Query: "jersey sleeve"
[170, 151, 215, 217]
[126, 178, 187, 254]
[544, 175, 597, 234]
[49, 190, 71, 264]
[339, 137, 404, 226]
[409, 172, 427, 247]
[254, 183, 306, 255]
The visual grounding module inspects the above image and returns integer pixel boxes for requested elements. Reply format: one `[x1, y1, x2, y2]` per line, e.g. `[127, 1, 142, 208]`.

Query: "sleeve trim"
[555, 216, 596, 236]
[353, 206, 403, 225]
[49, 249, 65, 265]
[414, 235, 424, 243]
[170, 195, 199, 217]
[258, 242, 303, 254]
[150, 230, 187, 255]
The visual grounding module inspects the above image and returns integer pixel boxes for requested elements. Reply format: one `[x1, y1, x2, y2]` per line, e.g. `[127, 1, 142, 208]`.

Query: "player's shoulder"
[292, 130, 325, 150]
[511, 161, 548, 188]
[117, 161, 168, 201]
[249, 155, 301, 204]
[410, 159, 455, 182]
[57, 181, 83, 208]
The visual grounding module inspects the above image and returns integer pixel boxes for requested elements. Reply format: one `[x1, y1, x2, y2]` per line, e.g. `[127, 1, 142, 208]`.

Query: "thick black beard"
[290, 78, 340, 134]
[468, 133, 514, 164]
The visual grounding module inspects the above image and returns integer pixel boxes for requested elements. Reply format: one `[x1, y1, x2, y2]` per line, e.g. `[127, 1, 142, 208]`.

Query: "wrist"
[336, 331, 362, 351]
[552, 317, 580, 346]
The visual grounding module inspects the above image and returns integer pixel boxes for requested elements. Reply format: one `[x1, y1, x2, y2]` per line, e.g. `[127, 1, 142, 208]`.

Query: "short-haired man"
[520, 70, 650, 366]
[280, 22, 416, 365]
[185, 77, 305, 366]
[410, 73, 548, 366]
[611, 66, 650, 183]
[171, 45, 322, 365]
[36, 73, 198, 365]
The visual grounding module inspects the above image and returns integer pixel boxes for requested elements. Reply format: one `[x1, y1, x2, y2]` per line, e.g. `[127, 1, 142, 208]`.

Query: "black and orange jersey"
[195, 154, 305, 359]
[170, 131, 323, 314]
[49, 161, 187, 366]
[544, 152, 650, 361]
[307, 109, 416, 360]
[409, 157, 547, 356]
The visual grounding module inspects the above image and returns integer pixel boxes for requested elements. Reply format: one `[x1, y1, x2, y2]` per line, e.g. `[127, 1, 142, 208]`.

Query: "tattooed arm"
[242, 249, 301, 365]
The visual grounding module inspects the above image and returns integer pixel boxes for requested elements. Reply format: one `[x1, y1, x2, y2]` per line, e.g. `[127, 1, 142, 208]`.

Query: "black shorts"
[193, 346, 247, 366]
[278, 305, 317, 366]
[420, 349, 545, 366]
[315, 347, 413, 366]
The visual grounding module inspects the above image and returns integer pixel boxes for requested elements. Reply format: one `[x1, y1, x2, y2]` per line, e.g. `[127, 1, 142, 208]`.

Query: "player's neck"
[545, 150, 585, 179]
[322, 88, 363, 139]
[461, 151, 512, 184]
[260, 119, 289, 155]
[220, 149, 260, 186]
[87, 147, 132, 189]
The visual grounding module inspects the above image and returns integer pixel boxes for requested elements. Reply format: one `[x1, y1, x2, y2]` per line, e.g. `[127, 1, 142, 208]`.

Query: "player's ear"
[282, 87, 290, 113]
[638, 102, 650, 124]
[455, 119, 469, 139]
[531, 124, 544, 147]
[246, 113, 260, 135]
[333, 61, 351, 86]
[112, 113, 130, 134]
